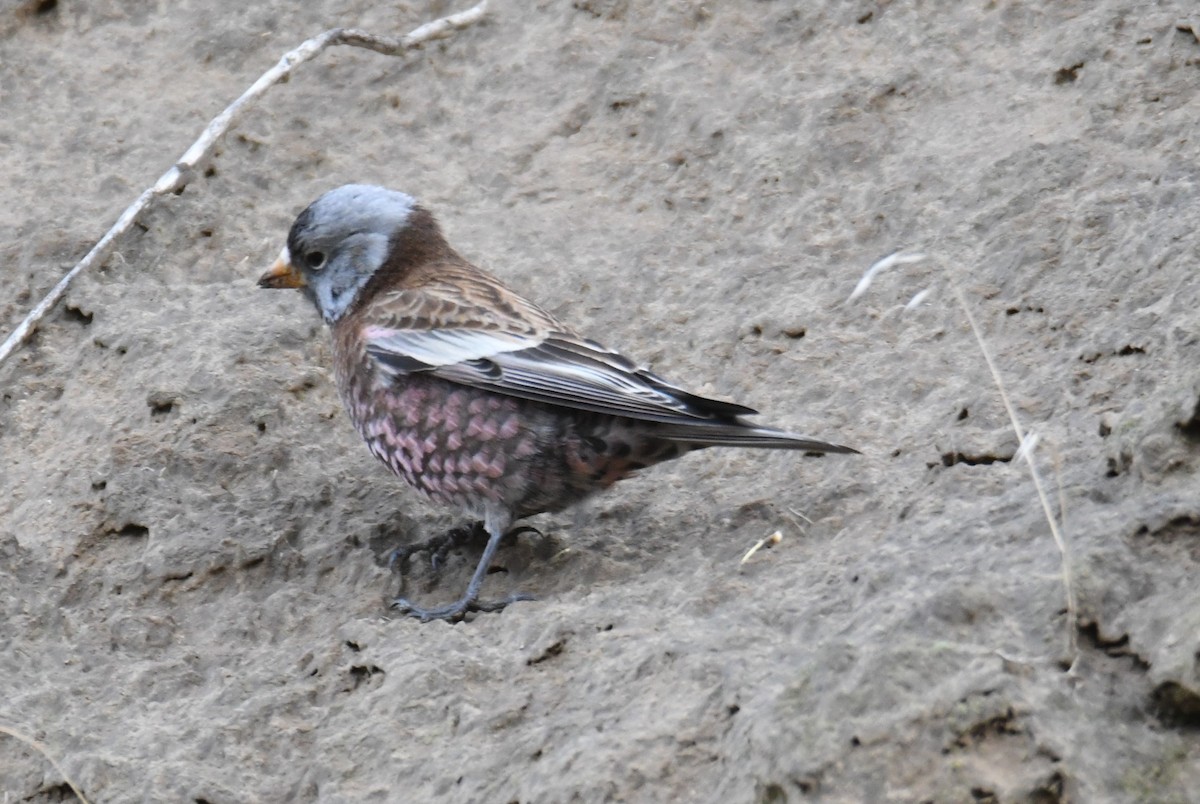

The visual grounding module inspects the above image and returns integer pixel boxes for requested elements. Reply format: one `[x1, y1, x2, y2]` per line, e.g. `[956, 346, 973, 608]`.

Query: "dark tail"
[655, 421, 859, 454]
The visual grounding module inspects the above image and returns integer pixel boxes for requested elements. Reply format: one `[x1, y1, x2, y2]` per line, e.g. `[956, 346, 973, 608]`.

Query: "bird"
[258, 184, 857, 621]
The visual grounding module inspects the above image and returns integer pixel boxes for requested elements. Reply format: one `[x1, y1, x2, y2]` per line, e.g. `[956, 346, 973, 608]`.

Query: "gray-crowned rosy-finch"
[259, 185, 856, 621]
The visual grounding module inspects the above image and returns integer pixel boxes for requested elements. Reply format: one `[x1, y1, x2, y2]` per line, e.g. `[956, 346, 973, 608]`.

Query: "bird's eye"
[305, 251, 327, 270]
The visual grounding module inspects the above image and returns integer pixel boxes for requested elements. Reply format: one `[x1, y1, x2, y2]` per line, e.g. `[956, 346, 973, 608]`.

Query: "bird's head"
[258, 184, 419, 323]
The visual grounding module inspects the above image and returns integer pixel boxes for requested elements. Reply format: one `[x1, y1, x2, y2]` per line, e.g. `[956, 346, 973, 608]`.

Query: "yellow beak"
[258, 248, 306, 289]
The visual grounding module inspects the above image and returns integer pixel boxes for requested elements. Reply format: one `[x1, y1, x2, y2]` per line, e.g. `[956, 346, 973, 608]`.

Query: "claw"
[386, 545, 414, 573]
[504, 524, 545, 543]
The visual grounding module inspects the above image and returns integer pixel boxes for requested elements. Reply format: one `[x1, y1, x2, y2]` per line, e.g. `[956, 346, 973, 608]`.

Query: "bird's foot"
[390, 590, 536, 623]
[387, 521, 487, 575]
[387, 521, 544, 621]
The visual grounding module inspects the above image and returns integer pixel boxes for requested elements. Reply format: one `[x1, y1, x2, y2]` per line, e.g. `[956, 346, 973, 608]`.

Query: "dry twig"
[949, 282, 1077, 666]
[0, 724, 90, 803]
[850, 252, 1077, 666]
[0, 1, 489, 369]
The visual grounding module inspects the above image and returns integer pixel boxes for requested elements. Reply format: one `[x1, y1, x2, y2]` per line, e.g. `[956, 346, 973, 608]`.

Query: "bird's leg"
[390, 514, 536, 622]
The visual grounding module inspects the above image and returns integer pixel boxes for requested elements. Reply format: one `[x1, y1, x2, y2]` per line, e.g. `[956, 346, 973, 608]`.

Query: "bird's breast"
[335, 353, 542, 512]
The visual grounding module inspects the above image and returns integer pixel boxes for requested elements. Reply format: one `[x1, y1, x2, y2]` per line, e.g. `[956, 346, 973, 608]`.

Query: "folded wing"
[365, 323, 757, 424]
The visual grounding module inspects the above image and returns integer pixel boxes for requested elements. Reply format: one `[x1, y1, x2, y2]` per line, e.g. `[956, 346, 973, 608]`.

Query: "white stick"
[950, 283, 1077, 667]
[847, 251, 926, 302]
[0, 1, 489, 368]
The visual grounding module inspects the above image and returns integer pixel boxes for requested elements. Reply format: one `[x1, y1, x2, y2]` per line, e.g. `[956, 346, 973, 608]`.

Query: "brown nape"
[356, 206, 461, 303]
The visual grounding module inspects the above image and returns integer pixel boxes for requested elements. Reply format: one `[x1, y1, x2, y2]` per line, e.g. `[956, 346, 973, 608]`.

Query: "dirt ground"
[2, 1, 1199, 801]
